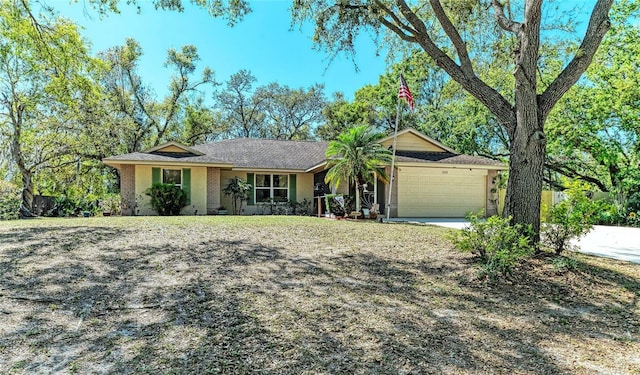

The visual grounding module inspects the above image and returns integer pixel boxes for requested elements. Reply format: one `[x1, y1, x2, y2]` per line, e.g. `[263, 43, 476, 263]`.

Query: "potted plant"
[368, 203, 379, 219]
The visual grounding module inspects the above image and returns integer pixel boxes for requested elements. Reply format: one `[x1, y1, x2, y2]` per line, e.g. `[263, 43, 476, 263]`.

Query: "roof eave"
[395, 161, 508, 170]
[102, 159, 233, 168]
[305, 161, 328, 173]
[231, 167, 308, 173]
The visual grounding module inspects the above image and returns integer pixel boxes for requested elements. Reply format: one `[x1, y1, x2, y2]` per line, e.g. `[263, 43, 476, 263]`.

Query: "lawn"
[0, 216, 638, 374]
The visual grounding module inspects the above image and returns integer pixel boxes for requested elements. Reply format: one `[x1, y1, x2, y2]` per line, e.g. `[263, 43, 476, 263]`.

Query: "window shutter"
[289, 174, 297, 203]
[182, 168, 191, 205]
[152, 167, 161, 185]
[247, 173, 254, 205]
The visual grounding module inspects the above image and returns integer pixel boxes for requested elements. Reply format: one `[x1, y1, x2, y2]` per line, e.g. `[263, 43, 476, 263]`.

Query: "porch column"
[207, 167, 221, 214]
[120, 165, 135, 216]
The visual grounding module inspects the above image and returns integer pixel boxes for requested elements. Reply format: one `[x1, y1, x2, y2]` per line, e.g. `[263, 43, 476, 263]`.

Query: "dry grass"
[0, 216, 638, 374]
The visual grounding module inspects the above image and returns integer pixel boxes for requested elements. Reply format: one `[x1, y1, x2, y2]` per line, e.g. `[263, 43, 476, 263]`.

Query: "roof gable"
[145, 142, 205, 156]
[380, 128, 455, 153]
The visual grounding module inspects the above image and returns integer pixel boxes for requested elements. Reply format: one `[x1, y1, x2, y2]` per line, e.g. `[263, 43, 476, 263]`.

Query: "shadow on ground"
[0, 219, 638, 374]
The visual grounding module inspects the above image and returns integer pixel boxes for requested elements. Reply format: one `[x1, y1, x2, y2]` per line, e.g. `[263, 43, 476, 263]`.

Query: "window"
[255, 174, 288, 203]
[163, 169, 182, 187]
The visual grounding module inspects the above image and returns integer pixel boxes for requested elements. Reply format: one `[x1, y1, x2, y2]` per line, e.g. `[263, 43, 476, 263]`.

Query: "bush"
[144, 183, 187, 216]
[0, 182, 20, 220]
[452, 213, 534, 279]
[551, 256, 579, 274]
[324, 194, 353, 217]
[222, 177, 251, 215]
[541, 181, 599, 254]
[99, 194, 121, 215]
[50, 194, 79, 217]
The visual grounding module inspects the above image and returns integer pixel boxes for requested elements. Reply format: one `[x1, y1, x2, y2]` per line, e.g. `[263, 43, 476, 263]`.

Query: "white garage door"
[397, 167, 487, 217]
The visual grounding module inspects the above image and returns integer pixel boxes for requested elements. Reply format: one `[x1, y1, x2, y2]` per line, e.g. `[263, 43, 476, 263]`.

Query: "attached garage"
[380, 129, 507, 218]
[397, 167, 487, 217]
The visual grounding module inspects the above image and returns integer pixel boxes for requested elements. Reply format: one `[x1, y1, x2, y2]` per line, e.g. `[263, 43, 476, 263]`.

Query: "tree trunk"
[19, 169, 35, 218]
[354, 176, 361, 212]
[503, 125, 546, 240]
[501, 1, 545, 241]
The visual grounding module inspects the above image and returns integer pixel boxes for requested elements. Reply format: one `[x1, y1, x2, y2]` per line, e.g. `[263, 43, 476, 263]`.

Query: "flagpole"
[386, 78, 402, 221]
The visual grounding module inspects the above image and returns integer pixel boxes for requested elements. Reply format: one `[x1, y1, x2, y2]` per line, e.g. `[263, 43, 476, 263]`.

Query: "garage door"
[397, 167, 487, 217]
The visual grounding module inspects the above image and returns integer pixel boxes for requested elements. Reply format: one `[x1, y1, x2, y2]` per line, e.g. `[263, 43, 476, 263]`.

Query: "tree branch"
[429, 0, 474, 75]
[374, 0, 418, 40]
[490, 0, 522, 33]
[545, 160, 609, 191]
[539, 0, 614, 122]
[389, 0, 516, 131]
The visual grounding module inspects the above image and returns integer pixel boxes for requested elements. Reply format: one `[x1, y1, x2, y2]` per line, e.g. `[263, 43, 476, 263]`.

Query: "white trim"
[102, 159, 233, 168]
[231, 167, 305, 173]
[304, 162, 327, 173]
[395, 161, 508, 170]
[253, 173, 290, 204]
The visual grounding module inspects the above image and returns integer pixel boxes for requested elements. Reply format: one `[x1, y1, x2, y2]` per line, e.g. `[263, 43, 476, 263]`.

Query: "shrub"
[222, 177, 252, 215]
[144, 183, 187, 216]
[452, 213, 534, 279]
[324, 194, 354, 217]
[0, 182, 20, 220]
[551, 256, 579, 274]
[51, 194, 79, 217]
[290, 198, 312, 216]
[541, 180, 599, 254]
[99, 194, 121, 215]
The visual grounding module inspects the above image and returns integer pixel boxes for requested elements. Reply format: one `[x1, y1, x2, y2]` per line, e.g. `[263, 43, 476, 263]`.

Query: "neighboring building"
[102, 128, 506, 217]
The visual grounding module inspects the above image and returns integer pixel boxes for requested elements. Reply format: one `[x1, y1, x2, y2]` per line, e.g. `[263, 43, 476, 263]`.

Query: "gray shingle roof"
[105, 138, 504, 170]
[191, 138, 329, 170]
[395, 151, 503, 166]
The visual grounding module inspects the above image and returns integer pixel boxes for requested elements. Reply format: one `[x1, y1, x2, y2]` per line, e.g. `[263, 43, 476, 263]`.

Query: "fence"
[497, 190, 563, 222]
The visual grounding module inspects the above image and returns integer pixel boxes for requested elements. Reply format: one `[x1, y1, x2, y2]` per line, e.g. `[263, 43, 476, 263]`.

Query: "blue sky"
[53, 0, 600, 103]
[56, 1, 388, 101]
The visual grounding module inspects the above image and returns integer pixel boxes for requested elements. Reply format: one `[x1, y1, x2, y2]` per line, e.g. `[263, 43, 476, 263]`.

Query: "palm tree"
[324, 125, 393, 212]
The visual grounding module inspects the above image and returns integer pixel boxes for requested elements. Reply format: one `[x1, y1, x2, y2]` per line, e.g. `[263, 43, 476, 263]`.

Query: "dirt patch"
[0, 216, 638, 374]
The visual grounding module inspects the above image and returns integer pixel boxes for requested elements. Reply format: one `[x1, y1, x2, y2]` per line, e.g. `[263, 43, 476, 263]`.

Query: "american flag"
[398, 74, 414, 110]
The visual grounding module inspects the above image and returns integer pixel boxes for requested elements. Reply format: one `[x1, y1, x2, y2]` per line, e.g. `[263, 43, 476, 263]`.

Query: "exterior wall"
[383, 166, 399, 218]
[296, 173, 314, 204]
[120, 165, 136, 216]
[187, 167, 207, 215]
[135, 165, 153, 215]
[134, 165, 207, 216]
[381, 132, 446, 152]
[219, 171, 314, 215]
[158, 145, 187, 153]
[219, 171, 248, 214]
[206, 167, 221, 214]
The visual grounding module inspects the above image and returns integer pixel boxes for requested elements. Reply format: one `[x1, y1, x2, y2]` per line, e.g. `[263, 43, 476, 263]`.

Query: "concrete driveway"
[575, 225, 640, 264]
[386, 218, 640, 264]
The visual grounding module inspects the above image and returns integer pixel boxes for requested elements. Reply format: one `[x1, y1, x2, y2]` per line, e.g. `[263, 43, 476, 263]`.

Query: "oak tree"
[0, 1, 98, 216]
[291, 0, 615, 238]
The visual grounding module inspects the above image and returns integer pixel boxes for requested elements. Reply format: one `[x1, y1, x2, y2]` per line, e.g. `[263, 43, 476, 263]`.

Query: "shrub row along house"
[103, 128, 506, 217]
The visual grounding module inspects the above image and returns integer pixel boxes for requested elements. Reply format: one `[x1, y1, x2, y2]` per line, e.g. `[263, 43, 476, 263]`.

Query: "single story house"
[102, 128, 507, 217]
